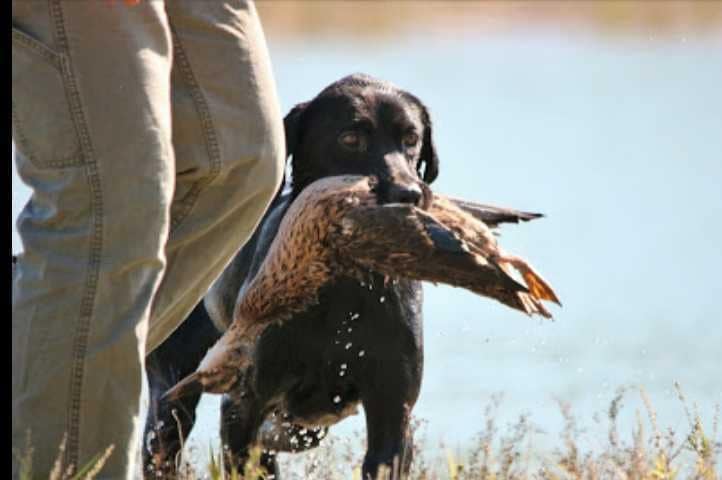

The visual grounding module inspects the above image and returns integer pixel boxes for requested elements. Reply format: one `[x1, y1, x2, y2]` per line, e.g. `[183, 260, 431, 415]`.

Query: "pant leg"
[12, 1, 175, 478]
[12, 0, 284, 477]
[145, 0, 284, 354]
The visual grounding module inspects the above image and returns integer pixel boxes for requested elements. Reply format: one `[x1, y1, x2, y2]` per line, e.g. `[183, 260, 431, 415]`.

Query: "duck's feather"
[446, 197, 543, 228]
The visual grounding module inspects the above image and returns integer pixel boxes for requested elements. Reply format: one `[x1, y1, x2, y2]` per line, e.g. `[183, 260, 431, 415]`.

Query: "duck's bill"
[161, 372, 203, 402]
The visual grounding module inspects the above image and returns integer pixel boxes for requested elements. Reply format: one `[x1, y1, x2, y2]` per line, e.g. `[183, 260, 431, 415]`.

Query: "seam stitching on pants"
[168, 23, 222, 233]
[11, 28, 63, 69]
[11, 102, 42, 168]
[49, 0, 105, 468]
[11, 101, 82, 168]
[11, 29, 83, 168]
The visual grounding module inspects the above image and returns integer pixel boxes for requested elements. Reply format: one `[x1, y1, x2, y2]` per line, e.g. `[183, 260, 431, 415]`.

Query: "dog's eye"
[339, 132, 365, 151]
[403, 132, 419, 148]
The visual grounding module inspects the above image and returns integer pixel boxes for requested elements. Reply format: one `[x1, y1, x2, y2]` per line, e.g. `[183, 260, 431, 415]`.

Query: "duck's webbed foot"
[489, 252, 561, 319]
[495, 253, 560, 305]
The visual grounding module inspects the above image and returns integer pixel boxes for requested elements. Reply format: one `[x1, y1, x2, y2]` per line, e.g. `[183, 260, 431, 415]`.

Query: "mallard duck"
[164, 175, 560, 400]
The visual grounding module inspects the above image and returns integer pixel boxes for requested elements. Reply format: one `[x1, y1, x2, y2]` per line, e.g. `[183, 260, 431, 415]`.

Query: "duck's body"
[165, 175, 559, 401]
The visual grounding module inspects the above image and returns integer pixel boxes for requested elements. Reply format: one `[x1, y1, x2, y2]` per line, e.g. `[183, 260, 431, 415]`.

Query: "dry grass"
[13, 433, 114, 480]
[13, 383, 719, 479]
[216, 383, 720, 480]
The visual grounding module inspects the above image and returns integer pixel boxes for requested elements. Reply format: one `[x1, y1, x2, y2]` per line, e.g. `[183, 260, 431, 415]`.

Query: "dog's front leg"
[220, 393, 278, 479]
[143, 361, 204, 479]
[361, 398, 414, 480]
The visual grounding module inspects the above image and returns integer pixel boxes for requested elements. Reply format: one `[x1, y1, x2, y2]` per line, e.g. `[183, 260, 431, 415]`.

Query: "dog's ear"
[283, 102, 309, 160]
[412, 100, 439, 184]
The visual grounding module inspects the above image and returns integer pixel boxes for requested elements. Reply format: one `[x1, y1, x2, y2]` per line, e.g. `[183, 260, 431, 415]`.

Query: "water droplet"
[347, 327, 353, 333]
[340, 363, 347, 369]
[333, 395, 341, 403]
[145, 431, 157, 454]
[358, 350, 366, 357]
[379, 296, 385, 303]
[350, 313, 360, 320]
[339, 371, 346, 377]
[345, 342, 352, 350]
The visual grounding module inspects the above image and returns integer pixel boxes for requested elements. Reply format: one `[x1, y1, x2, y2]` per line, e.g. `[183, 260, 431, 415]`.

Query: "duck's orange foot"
[496, 254, 561, 307]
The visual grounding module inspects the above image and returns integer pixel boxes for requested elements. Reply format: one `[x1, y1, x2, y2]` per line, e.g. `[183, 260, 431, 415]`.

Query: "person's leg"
[12, 1, 175, 477]
[146, 0, 284, 354]
[141, 4, 285, 471]
[12, 0, 283, 476]
[139, 0, 285, 472]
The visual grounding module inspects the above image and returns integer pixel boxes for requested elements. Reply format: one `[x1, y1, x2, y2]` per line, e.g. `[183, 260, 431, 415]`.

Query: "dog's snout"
[388, 183, 424, 206]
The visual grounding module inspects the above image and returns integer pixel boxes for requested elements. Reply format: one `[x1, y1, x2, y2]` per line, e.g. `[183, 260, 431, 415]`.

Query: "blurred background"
[11, 0, 722, 470]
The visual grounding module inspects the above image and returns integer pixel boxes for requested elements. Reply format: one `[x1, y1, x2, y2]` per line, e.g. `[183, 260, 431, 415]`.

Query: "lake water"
[12, 27, 722, 469]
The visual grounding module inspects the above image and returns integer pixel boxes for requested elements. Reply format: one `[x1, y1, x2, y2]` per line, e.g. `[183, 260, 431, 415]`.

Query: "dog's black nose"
[388, 183, 424, 205]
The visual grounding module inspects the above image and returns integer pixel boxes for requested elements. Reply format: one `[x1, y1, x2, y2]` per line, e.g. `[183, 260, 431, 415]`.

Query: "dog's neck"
[290, 179, 312, 201]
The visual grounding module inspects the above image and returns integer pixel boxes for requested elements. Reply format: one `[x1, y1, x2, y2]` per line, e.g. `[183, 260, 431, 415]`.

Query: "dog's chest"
[256, 275, 423, 426]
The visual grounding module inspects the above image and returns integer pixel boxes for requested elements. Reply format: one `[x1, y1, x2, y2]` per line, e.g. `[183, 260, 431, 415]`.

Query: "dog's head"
[283, 73, 439, 206]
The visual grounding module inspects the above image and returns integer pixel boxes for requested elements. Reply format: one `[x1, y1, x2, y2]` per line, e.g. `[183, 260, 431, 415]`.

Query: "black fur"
[143, 74, 439, 480]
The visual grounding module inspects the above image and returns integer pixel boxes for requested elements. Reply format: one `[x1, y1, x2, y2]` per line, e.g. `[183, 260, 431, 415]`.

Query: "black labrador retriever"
[143, 73, 439, 480]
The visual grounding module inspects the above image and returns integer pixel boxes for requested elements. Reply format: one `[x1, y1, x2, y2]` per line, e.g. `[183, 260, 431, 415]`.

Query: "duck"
[164, 175, 560, 400]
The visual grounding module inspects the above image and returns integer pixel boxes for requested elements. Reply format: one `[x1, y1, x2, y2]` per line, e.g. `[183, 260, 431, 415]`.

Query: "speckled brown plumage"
[164, 175, 560, 400]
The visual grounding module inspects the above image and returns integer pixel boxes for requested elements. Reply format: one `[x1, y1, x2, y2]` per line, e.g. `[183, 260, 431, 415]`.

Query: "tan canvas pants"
[11, 1, 284, 478]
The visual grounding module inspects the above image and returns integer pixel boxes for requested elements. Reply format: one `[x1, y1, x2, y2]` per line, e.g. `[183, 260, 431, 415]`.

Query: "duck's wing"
[448, 197, 543, 228]
[332, 197, 560, 317]
[429, 195, 561, 307]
